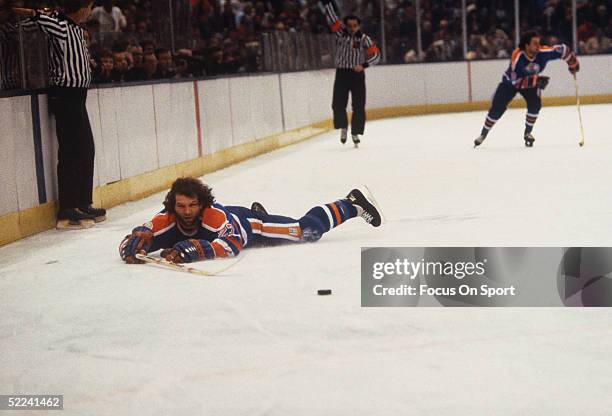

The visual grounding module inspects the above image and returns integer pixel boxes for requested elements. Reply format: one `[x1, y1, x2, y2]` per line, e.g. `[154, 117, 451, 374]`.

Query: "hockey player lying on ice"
[120, 177, 382, 264]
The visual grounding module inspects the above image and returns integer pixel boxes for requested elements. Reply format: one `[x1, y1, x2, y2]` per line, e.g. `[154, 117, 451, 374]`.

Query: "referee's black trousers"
[49, 87, 95, 211]
[332, 68, 366, 135]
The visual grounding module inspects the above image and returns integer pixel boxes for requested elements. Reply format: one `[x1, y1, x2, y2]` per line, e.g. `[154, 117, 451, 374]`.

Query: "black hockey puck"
[317, 289, 332, 296]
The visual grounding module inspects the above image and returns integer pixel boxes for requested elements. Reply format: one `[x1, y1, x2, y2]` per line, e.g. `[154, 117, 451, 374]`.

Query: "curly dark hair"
[519, 30, 540, 50]
[163, 177, 215, 214]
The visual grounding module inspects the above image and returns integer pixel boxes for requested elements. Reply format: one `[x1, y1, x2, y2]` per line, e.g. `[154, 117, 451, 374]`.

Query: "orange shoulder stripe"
[202, 207, 228, 230]
[150, 212, 175, 233]
[331, 20, 342, 32]
[366, 45, 379, 56]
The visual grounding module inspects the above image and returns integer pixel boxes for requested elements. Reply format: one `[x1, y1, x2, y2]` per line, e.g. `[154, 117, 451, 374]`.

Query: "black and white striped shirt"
[31, 11, 91, 88]
[323, 3, 380, 69]
[0, 22, 21, 90]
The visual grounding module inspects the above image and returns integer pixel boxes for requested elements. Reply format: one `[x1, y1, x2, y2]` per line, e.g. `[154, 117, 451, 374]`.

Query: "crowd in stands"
[3, 0, 611, 87]
[382, 0, 611, 64]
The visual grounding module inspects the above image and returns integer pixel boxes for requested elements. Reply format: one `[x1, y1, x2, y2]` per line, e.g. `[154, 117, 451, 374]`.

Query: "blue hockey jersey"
[502, 44, 572, 88]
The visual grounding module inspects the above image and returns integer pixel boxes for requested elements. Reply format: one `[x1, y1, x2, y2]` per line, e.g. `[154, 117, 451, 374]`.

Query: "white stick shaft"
[136, 253, 243, 276]
[573, 74, 585, 146]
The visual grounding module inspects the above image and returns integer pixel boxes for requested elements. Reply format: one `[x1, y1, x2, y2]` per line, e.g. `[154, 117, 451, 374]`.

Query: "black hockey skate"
[56, 208, 96, 230]
[340, 128, 347, 145]
[524, 133, 535, 147]
[352, 134, 360, 148]
[346, 186, 383, 227]
[79, 205, 107, 222]
[251, 202, 268, 215]
[474, 134, 486, 148]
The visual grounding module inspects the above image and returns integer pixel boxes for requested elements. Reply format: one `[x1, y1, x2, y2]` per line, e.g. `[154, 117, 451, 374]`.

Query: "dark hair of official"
[519, 30, 540, 50]
[343, 15, 361, 25]
[61, 0, 93, 14]
[163, 178, 215, 213]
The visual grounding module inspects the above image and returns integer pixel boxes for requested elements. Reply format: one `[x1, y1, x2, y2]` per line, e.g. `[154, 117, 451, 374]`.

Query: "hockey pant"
[227, 199, 358, 247]
[482, 82, 542, 135]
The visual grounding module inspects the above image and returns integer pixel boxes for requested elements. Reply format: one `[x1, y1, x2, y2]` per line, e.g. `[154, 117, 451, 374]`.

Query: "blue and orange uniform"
[120, 199, 359, 262]
[481, 44, 578, 138]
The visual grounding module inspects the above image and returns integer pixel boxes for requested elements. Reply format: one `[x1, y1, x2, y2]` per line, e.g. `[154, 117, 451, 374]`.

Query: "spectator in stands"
[205, 47, 227, 76]
[155, 48, 175, 78]
[141, 39, 155, 55]
[93, 48, 116, 83]
[128, 44, 143, 68]
[91, 0, 126, 32]
[142, 50, 158, 79]
[112, 49, 130, 81]
[125, 49, 147, 81]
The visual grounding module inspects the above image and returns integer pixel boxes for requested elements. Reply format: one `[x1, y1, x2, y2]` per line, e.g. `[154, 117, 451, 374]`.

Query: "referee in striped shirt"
[322, 0, 380, 146]
[14, 1, 106, 228]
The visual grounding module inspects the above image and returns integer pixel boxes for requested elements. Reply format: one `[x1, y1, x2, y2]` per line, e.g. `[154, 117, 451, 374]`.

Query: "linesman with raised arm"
[321, 0, 380, 147]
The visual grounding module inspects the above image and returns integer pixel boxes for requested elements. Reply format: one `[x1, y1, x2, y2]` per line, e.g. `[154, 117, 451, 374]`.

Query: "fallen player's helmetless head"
[163, 177, 215, 228]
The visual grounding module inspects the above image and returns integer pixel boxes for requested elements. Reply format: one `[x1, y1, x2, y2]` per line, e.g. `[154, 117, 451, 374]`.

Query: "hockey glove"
[567, 54, 580, 74]
[518, 75, 548, 89]
[163, 239, 207, 264]
[120, 226, 153, 263]
[536, 75, 550, 90]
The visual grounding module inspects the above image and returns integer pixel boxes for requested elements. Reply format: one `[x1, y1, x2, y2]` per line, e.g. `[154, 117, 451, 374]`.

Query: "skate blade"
[358, 185, 385, 226]
[56, 219, 95, 230]
[94, 215, 107, 223]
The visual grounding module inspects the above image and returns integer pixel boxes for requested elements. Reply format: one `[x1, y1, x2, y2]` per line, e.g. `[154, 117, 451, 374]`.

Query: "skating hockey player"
[474, 30, 580, 148]
[321, 0, 380, 147]
[120, 177, 382, 264]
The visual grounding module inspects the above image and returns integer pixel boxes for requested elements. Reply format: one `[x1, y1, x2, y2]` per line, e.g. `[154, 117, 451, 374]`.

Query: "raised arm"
[13, 8, 67, 40]
[320, 0, 345, 37]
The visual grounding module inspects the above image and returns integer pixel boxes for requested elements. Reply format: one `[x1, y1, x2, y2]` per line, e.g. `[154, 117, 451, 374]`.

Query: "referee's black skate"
[79, 205, 107, 222]
[352, 134, 360, 148]
[56, 208, 96, 230]
[474, 134, 486, 148]
[524, 133, 535, 147]
[251, 202, 268, 215]
[346, 187, 383, 227]
[340, 128, 347, 145]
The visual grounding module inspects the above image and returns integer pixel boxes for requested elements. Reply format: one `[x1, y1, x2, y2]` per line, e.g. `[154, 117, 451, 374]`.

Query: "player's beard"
[177, 211, 200, 233]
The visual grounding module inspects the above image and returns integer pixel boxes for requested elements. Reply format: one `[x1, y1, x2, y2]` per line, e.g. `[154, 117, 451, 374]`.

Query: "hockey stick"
[573, 73, 585, 147]
[135, 253, 242, 277]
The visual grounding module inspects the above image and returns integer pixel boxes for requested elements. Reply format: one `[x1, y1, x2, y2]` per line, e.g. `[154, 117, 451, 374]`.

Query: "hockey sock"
[481, 115, 497, 136]
[525, 113, 538, 134]
[299, 200, 357, 241]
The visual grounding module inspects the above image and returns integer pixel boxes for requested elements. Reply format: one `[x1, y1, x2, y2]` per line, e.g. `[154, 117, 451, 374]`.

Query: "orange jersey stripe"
[224, 236, 243, 251]
[330, 203, 342, 226]
[331, 20, 342, 33]
[211, 241, 228, 257]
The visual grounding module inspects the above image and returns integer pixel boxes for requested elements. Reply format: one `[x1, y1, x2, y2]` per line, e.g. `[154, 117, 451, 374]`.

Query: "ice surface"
[1, 105, 612, 415]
